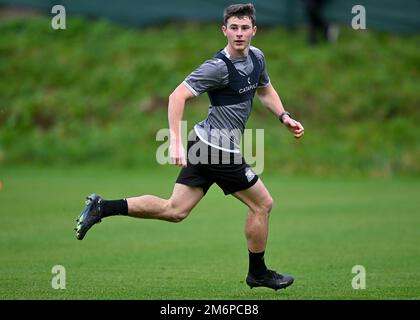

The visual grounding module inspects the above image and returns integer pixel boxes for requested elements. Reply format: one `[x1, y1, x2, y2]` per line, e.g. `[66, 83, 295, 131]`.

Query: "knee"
[167, 200, 190, 223]
[256, 196, 273, 215]
[170, 210, 190, 223]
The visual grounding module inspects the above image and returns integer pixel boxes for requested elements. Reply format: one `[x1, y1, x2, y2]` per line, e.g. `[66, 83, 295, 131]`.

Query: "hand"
[283, 115, 304, 139]
[169, 140, 187, 167]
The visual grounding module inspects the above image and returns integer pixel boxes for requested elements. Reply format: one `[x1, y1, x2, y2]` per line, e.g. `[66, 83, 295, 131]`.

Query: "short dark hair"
[223, 3, 256, 26]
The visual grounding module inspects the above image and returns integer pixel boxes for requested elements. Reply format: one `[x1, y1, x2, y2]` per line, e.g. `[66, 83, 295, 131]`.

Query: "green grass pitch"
[1, 165, 419, 299]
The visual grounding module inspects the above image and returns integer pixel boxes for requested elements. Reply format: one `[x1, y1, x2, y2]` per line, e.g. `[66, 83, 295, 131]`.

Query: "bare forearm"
[168, 83, 194, 142]
[257, 85, 285, 117]
[167, 83, 194, 166]
[168, 94, 185, 142]
[257, 85, 304, 138]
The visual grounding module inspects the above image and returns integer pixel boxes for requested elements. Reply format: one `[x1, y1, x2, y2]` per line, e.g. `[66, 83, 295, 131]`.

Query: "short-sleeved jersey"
[183, 46, 270, 152]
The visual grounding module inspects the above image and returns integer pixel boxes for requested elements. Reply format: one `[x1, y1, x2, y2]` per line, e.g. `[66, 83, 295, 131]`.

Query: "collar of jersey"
[223, 47, 249, 60]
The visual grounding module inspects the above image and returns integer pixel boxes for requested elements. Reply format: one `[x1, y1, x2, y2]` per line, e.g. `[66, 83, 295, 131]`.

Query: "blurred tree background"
[0, 0, 419, 177]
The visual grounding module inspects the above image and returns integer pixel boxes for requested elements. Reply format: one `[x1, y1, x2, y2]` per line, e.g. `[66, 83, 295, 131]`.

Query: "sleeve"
[251, 47, 271, 88]
[183, 58, 228, 96]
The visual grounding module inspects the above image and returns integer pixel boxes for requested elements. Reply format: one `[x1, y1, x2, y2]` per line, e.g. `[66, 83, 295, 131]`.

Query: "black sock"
[248, 250, 268, 277]
[101, 199, 128, 218]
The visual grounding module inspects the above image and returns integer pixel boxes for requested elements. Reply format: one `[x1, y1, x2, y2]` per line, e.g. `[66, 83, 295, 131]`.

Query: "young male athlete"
[75, 3, 304, 291]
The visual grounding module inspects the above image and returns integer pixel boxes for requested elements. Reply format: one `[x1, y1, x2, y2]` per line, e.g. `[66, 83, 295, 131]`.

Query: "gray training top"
[183, 46, 270, 153]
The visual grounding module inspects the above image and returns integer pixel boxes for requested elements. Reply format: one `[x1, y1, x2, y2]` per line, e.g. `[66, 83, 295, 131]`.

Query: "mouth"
[234, 40, 245, 45]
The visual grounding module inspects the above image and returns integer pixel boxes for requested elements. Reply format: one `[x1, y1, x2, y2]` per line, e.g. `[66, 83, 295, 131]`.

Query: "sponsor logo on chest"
[239, 77, 258, 94]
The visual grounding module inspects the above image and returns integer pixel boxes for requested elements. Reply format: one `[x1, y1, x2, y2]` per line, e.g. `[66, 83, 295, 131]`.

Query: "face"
[222, 16, 256, 55]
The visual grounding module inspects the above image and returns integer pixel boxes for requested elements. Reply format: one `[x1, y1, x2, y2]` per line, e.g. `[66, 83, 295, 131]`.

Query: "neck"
[225, 44, 249, 58]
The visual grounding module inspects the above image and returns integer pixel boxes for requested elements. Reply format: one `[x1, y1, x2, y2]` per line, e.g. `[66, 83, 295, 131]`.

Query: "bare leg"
[232, 179, 273, 252]
[235, 181, 294, 290]
[126, 183, 204, 222]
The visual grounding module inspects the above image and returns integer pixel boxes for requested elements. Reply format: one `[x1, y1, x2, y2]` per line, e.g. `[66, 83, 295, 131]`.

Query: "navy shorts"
[176, 134, 259, 195]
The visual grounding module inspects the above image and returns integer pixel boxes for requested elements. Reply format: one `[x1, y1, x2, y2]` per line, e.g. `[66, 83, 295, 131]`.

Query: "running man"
[75, 3, 304, 291]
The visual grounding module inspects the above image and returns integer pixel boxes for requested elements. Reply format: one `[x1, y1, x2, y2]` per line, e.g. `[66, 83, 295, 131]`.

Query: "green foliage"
[0, 16, 419, 176]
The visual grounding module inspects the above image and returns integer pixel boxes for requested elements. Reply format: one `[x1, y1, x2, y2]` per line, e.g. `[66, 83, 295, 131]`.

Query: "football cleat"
[75, 194, 104, 240]
[246, 269, 294, 290]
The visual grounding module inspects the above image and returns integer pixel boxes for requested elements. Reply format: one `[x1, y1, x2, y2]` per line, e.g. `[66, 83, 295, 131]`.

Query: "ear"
[221, 25, 227, 37]
[252, 25, 257, 36]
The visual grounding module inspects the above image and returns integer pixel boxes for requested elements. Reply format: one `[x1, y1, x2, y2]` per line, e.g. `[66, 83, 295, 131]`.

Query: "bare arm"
[168, 83, 195, 166]
[257, 84, 304, 139]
